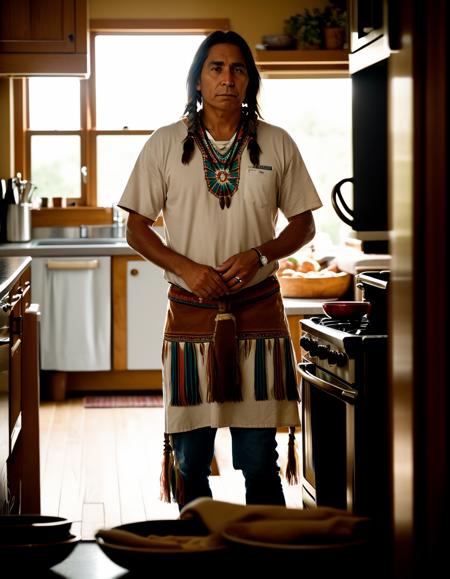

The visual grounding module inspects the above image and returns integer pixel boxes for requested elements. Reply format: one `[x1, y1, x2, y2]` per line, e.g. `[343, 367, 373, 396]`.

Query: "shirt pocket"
[244, 167, 277, 208]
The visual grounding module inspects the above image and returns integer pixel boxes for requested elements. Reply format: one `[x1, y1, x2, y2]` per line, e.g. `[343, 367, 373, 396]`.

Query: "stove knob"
[317, 344, 329, 360]
[309, 340, 319, 357]
[300, 336, 311, 350]
[336, 352, 348, 367]
[328, 350, 338, 365]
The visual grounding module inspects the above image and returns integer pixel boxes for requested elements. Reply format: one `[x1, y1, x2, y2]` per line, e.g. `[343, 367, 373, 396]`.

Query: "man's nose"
[221, 71, 235, 86]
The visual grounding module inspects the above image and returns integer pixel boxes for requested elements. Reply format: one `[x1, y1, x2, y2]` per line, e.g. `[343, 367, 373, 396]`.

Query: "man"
[118, 30, 322, 509]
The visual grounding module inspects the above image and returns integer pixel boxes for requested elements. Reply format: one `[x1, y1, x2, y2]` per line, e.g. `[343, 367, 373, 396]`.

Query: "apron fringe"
[285, 426, 300, 485]
[169, 342, 202, 406]
[163, 336, 299, 406]
[254, 338, 268, 400]
[160, 433, 185, 504]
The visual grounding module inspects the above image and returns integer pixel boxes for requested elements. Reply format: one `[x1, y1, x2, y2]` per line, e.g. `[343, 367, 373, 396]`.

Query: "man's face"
[197, 43, 249, 115]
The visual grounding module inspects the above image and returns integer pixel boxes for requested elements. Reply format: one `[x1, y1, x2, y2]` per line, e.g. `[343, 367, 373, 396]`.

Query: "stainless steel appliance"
[298, 271, 390, 535]
[331, 0, 400, 254]
[331, 58, 388, 253]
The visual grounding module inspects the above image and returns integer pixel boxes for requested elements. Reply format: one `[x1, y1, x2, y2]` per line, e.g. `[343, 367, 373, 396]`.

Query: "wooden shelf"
[254, 49, 349, 77]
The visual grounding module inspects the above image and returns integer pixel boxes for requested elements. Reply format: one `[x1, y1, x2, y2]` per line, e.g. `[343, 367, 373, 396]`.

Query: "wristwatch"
[252, 247, 269, 268]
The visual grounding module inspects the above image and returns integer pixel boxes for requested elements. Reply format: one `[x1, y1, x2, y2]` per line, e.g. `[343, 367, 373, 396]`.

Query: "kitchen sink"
[32, 238, 123, 246]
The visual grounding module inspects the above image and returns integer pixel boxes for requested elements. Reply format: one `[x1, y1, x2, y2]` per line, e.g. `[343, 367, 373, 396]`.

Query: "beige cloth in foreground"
[96, 527, 223, 551]
[180, 498, 370, 544]
[96, 499, 370, 552]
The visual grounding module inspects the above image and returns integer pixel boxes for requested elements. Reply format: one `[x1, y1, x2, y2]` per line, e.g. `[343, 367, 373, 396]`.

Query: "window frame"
[14, 19, 230, 209]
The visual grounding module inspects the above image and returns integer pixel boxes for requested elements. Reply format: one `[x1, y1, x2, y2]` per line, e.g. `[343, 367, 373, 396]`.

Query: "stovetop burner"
[309, 316, 385, 336]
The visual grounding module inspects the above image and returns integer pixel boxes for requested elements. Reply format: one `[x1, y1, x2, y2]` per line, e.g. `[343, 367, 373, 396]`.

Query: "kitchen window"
[19, 22, 351, 245]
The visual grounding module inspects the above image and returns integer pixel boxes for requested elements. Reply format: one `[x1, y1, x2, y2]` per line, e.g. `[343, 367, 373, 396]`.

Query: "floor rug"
[84, 395, 163, 408]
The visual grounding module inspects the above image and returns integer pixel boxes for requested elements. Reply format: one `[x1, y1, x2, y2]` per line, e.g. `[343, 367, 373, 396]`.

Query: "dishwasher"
[31, 257, 111, 371]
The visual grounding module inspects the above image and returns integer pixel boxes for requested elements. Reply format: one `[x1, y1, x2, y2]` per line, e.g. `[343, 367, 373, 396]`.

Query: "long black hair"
[181, 30, 262, 166]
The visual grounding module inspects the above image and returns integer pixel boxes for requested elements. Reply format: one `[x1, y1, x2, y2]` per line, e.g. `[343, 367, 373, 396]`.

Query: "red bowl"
[322, 301, 371, 320]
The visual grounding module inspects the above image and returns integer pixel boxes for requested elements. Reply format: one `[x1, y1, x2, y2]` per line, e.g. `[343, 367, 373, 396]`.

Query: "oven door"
[298, 362, 358, 512]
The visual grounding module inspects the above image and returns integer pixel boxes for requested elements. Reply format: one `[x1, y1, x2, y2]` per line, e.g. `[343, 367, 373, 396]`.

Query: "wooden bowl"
[278, 272, 352, 299]
[262, 34, 297, 50]
[322, 300, 371, 320]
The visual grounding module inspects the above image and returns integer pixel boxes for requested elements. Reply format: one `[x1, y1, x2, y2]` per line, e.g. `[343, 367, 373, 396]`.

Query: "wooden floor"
[39, 397, 302, 540]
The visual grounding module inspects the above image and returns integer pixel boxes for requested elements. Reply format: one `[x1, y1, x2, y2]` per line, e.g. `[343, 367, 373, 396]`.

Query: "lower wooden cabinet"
[287, 314, 304, 363]
[5, 263, 41, 514]
[112, 256, 168, 386]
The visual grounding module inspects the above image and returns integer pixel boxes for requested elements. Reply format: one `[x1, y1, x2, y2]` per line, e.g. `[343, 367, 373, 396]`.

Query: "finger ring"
[235, 276, 242, 284]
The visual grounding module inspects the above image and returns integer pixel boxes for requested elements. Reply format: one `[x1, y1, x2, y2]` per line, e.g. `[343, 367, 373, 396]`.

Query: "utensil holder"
[6, 203, 32, 242]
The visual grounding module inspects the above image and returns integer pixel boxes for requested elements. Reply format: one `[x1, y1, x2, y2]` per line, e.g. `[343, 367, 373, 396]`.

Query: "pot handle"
[331, 177, 354, 227]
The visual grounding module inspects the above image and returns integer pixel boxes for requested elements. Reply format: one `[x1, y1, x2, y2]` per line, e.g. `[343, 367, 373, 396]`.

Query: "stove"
[298, 273, 391, 533]
[300, 315, 387, 386]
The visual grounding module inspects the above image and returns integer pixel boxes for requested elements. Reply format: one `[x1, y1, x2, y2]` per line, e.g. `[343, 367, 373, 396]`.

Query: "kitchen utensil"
[322, 301, 371, 320]
[6, 202, 32, 242]
[261, 34, 297, 50]
[0, 534, 79, 571]
[95, 519, 229, 573]
[0, 515, 73, 544]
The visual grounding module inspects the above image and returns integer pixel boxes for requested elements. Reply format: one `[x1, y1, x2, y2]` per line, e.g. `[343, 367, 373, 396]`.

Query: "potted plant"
[322, 4, 347, 49]
[284, 8, 323, 50]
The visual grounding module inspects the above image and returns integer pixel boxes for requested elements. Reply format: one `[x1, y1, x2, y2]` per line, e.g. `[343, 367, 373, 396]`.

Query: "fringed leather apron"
[162, 275, 299, 410]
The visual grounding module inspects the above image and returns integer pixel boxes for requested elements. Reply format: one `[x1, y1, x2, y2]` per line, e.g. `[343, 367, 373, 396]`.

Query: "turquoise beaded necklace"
[193, 118, 250, 209]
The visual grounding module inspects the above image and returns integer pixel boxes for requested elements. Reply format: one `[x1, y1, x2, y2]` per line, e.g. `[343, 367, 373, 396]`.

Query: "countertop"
[0, 240, 135, 257]
[0, 255, 32, 299]
[0, 243, 331, 315]
[282, 297, 331, 315]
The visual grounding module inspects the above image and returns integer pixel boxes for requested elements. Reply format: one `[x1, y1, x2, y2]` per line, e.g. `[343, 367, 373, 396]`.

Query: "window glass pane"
[31, 135, 81, 199]
[28, 78, 80, 130]
[95, 35, 205, 129]
[97, 135, 150, 207]
[260, 78, 352, 247]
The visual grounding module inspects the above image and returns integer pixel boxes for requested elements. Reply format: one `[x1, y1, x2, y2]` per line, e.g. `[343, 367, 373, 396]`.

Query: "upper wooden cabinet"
[0, 0, 88, 76]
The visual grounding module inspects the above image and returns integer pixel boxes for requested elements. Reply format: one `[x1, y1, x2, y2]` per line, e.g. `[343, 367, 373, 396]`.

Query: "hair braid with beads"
[181, 30, 262, 166]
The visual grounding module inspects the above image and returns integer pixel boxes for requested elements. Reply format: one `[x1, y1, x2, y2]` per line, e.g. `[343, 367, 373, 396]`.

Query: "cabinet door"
[127, 260, 168, 370]
[9, 284, 23, 453]
[1, 0, 77, 53]
[0, 0, 88, 75]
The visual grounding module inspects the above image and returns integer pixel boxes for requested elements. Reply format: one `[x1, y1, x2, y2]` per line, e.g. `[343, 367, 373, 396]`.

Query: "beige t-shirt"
[119, 119, 322, 290]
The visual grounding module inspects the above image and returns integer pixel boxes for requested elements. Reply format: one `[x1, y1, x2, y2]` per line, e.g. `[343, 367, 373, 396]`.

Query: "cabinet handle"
[47, 260, 99, 270]
[11, 316, 23, 336]
[11, 337, 22, 355]
[68, 33, 75, 42]
[130, 268, 139, 276]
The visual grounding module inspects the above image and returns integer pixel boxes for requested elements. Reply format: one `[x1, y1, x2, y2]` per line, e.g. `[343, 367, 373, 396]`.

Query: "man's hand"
[215, 249, 260, 292]
[181, 262, 230, 299]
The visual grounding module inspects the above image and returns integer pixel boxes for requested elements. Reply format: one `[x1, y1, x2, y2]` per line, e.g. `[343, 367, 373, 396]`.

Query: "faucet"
[112, 205, 123, 224]
[112, 205, 125, 237]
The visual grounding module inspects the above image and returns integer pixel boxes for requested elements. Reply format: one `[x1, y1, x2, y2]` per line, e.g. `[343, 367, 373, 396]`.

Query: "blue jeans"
[171, 427, 286, 509]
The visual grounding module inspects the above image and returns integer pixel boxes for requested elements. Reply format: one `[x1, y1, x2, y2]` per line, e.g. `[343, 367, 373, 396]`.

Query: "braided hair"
[182, 30, 262, 166]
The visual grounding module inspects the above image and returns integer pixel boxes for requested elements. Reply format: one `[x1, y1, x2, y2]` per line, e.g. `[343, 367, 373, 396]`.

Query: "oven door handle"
[298, 362, 358, 400]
